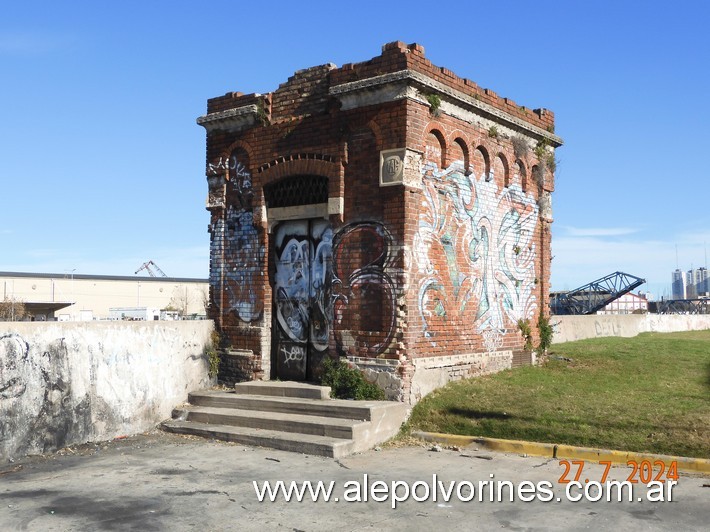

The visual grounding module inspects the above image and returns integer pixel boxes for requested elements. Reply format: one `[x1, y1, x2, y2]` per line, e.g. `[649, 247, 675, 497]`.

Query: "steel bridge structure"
[550, 271, 646, 315]
[649, 299, 710, 315]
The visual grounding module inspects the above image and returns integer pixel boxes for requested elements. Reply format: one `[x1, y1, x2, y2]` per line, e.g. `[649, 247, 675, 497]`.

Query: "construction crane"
[135, 260, 167, 278]
[550, 271, 646, 315]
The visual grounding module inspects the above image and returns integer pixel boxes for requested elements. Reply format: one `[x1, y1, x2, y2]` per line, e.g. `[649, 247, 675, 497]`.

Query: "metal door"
[273, 219, 333, 380]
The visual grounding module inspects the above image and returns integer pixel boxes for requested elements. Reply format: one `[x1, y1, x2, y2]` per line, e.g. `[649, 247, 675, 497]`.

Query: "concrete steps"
[230, 380, 331, 400]
[162, 420, 355, 457]
[161, 382, 408, 458]
[169, 405, 367, 439]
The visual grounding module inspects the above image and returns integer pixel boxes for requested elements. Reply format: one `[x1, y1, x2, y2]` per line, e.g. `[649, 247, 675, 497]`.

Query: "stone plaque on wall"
[380, 149, 405, 186]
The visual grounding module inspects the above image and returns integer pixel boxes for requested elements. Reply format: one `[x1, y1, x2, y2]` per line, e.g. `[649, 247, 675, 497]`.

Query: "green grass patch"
[405, 330, 710, 458]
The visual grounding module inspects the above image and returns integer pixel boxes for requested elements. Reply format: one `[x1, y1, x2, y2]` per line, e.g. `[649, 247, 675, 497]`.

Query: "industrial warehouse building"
[1, 271, 208, 322]
[199, 42, 562, 403]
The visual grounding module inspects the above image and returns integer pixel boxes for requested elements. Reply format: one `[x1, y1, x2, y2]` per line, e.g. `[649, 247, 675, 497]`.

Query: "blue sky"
[2, 0, 709, 299]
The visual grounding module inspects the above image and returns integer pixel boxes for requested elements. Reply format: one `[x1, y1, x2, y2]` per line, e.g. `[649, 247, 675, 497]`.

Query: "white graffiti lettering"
[280, 345, 306, 365]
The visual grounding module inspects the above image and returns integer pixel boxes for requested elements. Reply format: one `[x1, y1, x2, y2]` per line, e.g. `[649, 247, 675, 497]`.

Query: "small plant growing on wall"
[517, 319, 534, 351]
[512, 135, 529, 159]
[256, 100, 270, 126]
[533, 139, 549, 160]
[425, 93, 442, 116]
[545, 152, 557, 174]
[488, 125, 499, 138]
[533, 140, 558, 174]
[204, 330, 222, 379]
[537, 314, 554, 354]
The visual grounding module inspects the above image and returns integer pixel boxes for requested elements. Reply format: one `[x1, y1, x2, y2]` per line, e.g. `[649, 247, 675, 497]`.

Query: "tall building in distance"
[689, 267, 709, 298]
[671, 269, 686, 299]
[672, 267, 709, 299]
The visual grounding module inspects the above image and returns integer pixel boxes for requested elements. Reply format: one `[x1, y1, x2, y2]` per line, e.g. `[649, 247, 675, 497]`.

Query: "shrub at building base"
[205, 330, 221, 379]
[537, 314, 554, 353]
[319, 357, 386, 400]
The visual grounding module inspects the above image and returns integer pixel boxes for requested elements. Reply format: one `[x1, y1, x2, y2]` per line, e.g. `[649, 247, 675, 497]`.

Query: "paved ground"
[1, 431, 708, 531]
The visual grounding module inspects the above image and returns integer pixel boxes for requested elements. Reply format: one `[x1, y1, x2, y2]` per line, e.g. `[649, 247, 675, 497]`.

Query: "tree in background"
[0, 297, 29, 321]
[169, 286, 193, 318]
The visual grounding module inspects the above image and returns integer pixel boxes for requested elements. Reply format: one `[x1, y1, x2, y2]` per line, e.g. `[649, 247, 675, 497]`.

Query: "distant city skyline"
[671, 266, 709, 300]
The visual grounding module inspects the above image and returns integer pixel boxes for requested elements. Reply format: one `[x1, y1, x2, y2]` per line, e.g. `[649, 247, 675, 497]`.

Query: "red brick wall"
[404, 99, 551, 360]
[200, 41, 558, 394]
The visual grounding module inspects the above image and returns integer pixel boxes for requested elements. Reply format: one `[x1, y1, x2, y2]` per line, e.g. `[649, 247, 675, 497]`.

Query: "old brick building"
[198, 42, 562, 404]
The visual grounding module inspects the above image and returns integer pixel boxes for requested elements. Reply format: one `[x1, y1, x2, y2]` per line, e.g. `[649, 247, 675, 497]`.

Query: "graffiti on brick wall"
[209, 157, 263, 322]
[208, 155, 252, 188]
[415, 160, 539, 351]
[272, 220, 397, 376]
[332, 222, 397, 356]
[311, 222, 335, 351]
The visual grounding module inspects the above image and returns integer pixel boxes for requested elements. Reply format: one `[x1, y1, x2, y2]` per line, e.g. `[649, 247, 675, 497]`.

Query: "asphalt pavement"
[1, 431, 708, 531]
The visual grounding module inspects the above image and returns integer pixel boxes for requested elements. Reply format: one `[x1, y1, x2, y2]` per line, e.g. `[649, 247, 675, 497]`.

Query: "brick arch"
[449, 135, 470, 173]
[257, 154, 341, 188]
[365, 119, 384, 151]
[494, 152, 510, 187]
[514, 159, 527, 190]
[472, 145, 491, 181]
[225, 139, 256, 165]
[425, 128, 446, 168]
[206, 139, 256, 178]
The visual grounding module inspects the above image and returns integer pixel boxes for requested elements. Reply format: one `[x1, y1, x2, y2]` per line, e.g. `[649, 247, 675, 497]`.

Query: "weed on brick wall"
[537, 314, 554, 354]
[205, 330, 221, 378]
[517, 319, 534, 351]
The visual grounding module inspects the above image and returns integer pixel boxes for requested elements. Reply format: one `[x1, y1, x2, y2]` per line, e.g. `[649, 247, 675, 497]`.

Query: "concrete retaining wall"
[552, 314, 710, 344]
[0, 321, 214, 462]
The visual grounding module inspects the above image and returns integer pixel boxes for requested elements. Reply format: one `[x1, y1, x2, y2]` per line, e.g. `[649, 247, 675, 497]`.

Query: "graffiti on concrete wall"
[0, 334, 30, 400]
[414, 159, 539, 351]
[209, 156, 263, 323]
[0, 333, 89, 459]
[1, 323, 212, 461]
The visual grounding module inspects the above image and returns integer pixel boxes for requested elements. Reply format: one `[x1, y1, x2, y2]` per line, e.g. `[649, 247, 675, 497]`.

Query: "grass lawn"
[405, 330, 710, 459]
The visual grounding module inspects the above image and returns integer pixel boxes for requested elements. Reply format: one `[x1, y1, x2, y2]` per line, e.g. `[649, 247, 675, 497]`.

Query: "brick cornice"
[330, 70, 563, 147]
[196, 104, 259, 133]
